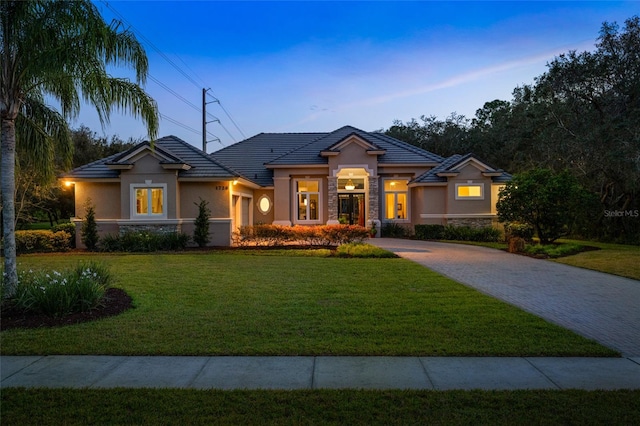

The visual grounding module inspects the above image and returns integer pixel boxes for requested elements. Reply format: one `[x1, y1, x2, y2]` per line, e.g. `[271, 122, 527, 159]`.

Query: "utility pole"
[202, 88, 221, 153]
[202, 88, 207, 152]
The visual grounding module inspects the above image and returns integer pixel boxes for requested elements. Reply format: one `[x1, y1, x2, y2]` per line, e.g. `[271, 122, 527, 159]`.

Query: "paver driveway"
[370, 239, 640, 357]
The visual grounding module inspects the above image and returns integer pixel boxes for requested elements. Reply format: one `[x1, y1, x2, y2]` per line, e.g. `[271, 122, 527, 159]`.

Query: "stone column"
[367, 176, 380, 235]
[326, 176, 339, 224]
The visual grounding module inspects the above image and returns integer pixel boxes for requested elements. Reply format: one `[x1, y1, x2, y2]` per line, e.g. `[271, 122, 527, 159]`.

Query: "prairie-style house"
[62, 126, 510, 247]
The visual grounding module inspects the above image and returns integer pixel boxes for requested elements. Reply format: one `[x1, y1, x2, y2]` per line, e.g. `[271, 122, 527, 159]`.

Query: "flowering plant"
[4, 262, 112, 317]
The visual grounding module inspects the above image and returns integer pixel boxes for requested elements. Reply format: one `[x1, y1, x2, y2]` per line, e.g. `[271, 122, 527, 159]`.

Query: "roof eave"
[161, 163, 192, 170]
[106, 163, 133, 170]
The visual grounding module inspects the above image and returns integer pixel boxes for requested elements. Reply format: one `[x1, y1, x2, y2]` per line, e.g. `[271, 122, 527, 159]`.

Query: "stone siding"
[447, 217, 494, 228]
[327, 177, 338, 222]
[368, 176, 379, 221]
[119, 223, 180, 235]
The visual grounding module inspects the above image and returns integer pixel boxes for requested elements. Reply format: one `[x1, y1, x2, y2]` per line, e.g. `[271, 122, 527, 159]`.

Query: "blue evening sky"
[78, 1, 640, 150]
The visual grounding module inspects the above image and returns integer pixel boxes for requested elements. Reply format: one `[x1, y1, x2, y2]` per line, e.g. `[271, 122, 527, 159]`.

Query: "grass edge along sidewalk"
[1, 251, 616, 357]
[2, 388, 640, 425]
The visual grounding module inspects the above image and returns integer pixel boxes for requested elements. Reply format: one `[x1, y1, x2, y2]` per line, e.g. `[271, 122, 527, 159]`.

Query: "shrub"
[414, 224, 445, 240]
[381, 222, 411, 238]
[52, 222, 77, 249]
[291, 226, 324, 245]
[504, 222, 534, 242]
[193, 198, 211, 247]
[81, 199, 99, 251]
[10, 262, 112, 317]
[15, 230, 71, 254]
[98, 231, 190, 252]
[336, 242, 397, 258]
[51, 222, 76, 236]
[497, 169, 591, 244]
[440, 225, 502, 242]
[319, 225, 369, 245]
[524, 243, 585, 258]
[234, 225, 368, 246]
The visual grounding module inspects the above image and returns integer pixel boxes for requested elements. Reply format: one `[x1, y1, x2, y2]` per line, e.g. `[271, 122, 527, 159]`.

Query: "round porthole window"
[257, 195, 272, 214]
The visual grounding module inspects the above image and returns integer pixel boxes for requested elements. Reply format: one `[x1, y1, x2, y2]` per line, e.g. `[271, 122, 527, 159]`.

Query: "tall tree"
[1, 1, 159, 296]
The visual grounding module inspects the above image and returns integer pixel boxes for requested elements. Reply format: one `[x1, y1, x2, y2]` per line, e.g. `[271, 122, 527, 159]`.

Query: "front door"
[338, 193, 365, 226]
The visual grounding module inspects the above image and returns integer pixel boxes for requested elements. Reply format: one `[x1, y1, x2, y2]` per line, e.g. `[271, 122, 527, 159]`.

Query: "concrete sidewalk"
[2, 355, 640, 390]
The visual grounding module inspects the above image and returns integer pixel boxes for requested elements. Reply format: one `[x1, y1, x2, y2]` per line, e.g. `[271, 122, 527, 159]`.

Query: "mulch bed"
[0, 288, 133, 331]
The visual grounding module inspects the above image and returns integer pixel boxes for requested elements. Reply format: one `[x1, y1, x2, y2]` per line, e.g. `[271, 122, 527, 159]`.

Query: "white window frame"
[293, 178, 322, 224]
[383, 178, 409, 222]
[131, 183, 167, 219]
[455, 183, 484, 200]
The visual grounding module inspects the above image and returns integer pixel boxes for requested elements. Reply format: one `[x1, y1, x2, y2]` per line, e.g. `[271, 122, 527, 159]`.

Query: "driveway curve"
[370, 238, 640, 357]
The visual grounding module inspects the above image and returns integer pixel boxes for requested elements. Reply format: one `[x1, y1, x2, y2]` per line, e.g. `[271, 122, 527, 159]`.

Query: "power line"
[206, 90, 246, 139]
[160, 113, 219, 141]
[100, 1, 247, 143]
[100, 1, 201, 89]
[149, 75, 200, 112]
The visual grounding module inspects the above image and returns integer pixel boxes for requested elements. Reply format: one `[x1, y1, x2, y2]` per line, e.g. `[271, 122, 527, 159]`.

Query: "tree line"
[384, 17, 640, 243]
[14, 126, 140, 228]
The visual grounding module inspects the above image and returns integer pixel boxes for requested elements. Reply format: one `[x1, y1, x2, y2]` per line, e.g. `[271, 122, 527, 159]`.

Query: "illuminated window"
[456, 184, 484, 200]
[257, 195, 272, 214]
[296, 179, 320, 222]
[383, 179, 408, 220]
[132, 184, 166, 218]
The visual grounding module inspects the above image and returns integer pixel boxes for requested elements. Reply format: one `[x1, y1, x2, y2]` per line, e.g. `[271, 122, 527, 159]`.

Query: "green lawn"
[2, 389, 639, 425]
[1, 251, 614, 356]
[446, 239, 640, 281]
[553, 239, 640, 281]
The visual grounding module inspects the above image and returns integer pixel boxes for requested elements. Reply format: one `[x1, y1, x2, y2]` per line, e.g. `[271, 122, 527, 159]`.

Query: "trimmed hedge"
[414, 224, 445, 240]
[381, 222, 411, 238]
[234, 224, 369, 246]
[99, 231, 191, 252]
[414, 224, 502, 242]
[14, 230, 72, 254]
[51, 223, 76, 248]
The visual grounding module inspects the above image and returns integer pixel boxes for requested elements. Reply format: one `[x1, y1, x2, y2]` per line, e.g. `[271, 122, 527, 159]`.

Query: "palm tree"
[1, 1, 158, 296]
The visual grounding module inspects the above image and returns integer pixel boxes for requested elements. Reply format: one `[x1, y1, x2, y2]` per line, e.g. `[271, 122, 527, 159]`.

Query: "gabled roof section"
[62, 135, 238, 180]
[268, 126, 444, 166]
[210, 126, 445, 187]
[413, 153, 511, 184]
[320, 132, 385, 157]
[105, 141, 190, 170]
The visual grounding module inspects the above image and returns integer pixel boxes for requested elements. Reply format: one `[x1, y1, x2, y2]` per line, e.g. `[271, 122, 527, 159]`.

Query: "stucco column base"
[326, 219, 340, 225]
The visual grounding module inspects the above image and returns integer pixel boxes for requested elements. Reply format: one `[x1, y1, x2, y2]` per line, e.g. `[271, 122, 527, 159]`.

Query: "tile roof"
[267, 126, 444, 166]
[209, 132, 326, 187]
[62, 135, 237, 180]
[210, 126, 444, 186]
[412, 153, 511, 184]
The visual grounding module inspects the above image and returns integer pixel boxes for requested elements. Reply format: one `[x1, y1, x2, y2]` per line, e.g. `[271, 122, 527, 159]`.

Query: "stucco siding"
[120, 155, 179, 219]
[180, 220, 232, 246]
[327, 143, 377, 172]
[447, 164, 493, 215]
[75, 183, 120, 219]
[253, 189, 275, 224]
[180, 182, 230, 219]
[413, 186, 447, 225]
[272, 176, 291, 224]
